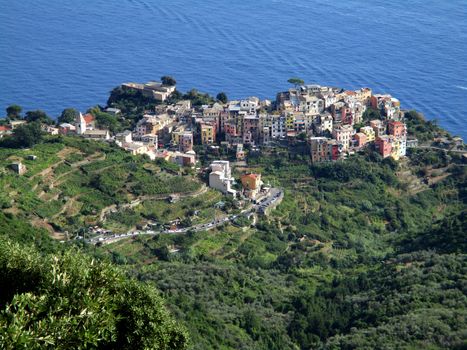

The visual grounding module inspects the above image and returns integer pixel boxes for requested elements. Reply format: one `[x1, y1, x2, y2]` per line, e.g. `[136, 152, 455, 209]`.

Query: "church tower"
[76, 112, 86, 135]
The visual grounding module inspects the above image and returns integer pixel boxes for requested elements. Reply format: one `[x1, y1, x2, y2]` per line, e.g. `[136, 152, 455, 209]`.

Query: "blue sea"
[0, 0, 466, 139]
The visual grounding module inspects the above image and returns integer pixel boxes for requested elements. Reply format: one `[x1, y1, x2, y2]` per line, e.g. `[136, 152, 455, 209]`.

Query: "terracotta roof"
[0, 125, 10, 132]
[242, 173, 259, 180]
[344, 90, 357, 95]
[83, 114, 95, 124]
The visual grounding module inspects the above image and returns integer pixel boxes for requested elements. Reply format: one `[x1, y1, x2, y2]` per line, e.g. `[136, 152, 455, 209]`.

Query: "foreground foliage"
[0, 239, 188, 350]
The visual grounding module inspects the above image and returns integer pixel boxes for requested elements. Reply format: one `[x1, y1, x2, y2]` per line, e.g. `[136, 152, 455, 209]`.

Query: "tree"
[216, 92, 228, 104]
[6, 104, 22, 120]
[161, 75, 177, 86]
[166, 89, 183, 104]
[362, 107, 381, 121]
[288, 77, 304, 88]
[11, 122, 43, 147]
[297, 132, 307, 141]
[183, 89, 214, 106]
[186, 88, 198, 99]
[24, 110, 53, 124]
[95, 112, 118, 132]
[58, 108, 78, 124]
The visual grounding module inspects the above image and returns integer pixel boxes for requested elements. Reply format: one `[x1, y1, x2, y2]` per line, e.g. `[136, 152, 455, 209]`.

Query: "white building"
[317, 113, 333, 134]
[332, 124, 354, 151]
[80, 129, 110, 140]
[76, 113, 86, 135]
[209, 160, 236, 196]
[116, 130, 133, 143]
[260, 114, 286, 143]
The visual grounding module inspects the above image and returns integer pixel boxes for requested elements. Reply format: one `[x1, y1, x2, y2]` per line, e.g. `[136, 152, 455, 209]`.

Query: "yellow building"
[201, 123, 216, 144]
[390, 137, 402, 160]
[355, 88, 372, 105]
[171, 125, 187, 145]
[285, 112, 295, 131]
[360, 126, 375, 143]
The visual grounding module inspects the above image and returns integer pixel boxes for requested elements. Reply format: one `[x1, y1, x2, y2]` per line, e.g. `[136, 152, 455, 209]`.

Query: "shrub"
[0, 239, 188, 349]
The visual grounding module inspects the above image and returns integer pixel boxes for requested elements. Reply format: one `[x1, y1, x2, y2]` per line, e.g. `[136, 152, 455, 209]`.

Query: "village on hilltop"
[1, 79, 455, 201]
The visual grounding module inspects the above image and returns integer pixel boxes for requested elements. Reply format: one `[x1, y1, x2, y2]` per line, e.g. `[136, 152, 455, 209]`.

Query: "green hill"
[101, 145, 466, 349]
[0, 136, 201, 239]
[0, 133, 465, 349]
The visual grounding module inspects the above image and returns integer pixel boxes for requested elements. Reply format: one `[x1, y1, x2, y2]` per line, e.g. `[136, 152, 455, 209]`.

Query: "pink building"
[388, 121, 405, 137]
[375, 136, 392, 158]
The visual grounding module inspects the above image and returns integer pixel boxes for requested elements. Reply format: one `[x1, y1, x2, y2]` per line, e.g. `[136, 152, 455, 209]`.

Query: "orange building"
[354, 132, 367, 148]
[241, 173, 262, 199]
[388, 121, 405, 137]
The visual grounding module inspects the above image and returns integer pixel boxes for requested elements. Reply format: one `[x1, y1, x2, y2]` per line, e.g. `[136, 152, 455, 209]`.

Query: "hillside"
[101, 146, 466, 349]
[0, 134, 465, 349]
[0, 136, 201, 240]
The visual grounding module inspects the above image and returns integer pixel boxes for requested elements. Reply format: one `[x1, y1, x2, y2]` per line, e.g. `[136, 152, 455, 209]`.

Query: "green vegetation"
[6, 104, 22, 119]
[161, 75, 177, 86]
[182, 89, 215, 107]
[100, 142, 466, 349]
[24, 110, 53, 124]
[362, 106, 381, 121]
[405, 110, 447, 141]
[106, 88, 157, 130]
[216, 92, 228, 104]
[0, 136, 201, 236]
[0, 113, 465, 349]
[0, 239, 188, 349]
[287, 77, 304, 88]
[58, 108, 79, 124]
[0, 122, 44, 148]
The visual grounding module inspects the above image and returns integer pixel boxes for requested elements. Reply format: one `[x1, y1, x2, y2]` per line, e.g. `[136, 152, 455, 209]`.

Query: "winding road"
[86, 188, 283, 245]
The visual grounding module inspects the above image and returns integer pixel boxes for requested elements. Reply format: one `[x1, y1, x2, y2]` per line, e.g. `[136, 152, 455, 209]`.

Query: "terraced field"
[0, 136, 201, 237]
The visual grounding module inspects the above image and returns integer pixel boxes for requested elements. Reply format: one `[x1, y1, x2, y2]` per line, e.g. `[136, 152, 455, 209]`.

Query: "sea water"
[0, 0, 466, 138]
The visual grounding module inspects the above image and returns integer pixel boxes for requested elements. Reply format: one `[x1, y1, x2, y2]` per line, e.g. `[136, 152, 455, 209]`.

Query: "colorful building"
[201, 123, 216, 144]
[388, 121, 406, 137]
[240, 173, 263, 199]
[370, 119, 386, 137]
[309, 137, 329, 162]
[375, 136, 392, 158]
[354, 132, 367, 148]
[180, 132, 194, 152]
[332, 124, 354, 151]
[360, 126, 375, 142]
[309, 137, 342, 162]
